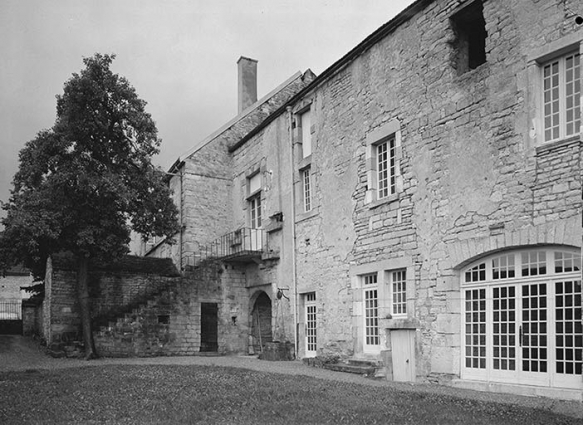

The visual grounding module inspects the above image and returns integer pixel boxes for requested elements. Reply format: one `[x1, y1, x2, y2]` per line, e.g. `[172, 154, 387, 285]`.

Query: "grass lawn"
[0, 365, 579, 424]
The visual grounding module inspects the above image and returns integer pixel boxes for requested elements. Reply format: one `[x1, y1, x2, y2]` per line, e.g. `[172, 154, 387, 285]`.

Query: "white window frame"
[300, 109, 312, 158]
[362, 273, 380, 352]
[528, 33, 583, 147]
[305, 292, 317, 357]
[390, 269, 407, 317]
[541, 52, 581, 143]
[301, 166, 312, 212]
[460, 246, 582, 389]
[249, 194, 261, 229]
[365, 118, 402, 206]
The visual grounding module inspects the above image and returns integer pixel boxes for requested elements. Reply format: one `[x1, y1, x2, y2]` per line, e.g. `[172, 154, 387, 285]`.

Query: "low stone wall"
[45, 254, 181, 345]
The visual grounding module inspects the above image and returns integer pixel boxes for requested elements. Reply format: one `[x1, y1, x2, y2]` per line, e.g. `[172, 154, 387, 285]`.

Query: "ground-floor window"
[462, 247, 582, 389]
[363, 273, 380, 351]
[305, 292, 317, 357]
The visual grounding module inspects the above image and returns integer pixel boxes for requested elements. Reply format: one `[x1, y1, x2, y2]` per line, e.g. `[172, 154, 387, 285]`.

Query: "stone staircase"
[93, 285, 183, 357]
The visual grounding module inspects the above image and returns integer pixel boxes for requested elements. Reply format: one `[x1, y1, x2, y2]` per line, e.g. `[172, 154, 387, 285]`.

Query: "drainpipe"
[178, 166, 183, 272]
[287, 106, 299, 359]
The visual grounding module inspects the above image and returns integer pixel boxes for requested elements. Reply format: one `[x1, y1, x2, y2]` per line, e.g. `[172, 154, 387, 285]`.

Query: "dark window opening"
[451, 0, 487, 74]
[158, 315, 170, 324]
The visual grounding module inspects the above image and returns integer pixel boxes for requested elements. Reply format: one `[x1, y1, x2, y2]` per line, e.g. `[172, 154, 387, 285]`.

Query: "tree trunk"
[77, 255, 97, 359]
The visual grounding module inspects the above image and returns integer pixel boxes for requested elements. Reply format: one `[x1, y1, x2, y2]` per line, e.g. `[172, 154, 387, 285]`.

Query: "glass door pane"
[554, 280, 582, 388]
[520, 283, 549, 385]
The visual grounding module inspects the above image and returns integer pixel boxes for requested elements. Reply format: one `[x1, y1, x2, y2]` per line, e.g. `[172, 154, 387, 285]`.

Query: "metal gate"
[0, 300, 23, 335]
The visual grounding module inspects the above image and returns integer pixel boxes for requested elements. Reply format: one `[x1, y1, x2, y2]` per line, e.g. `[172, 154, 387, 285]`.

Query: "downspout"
[287, 106, 299, 359]
[178, 166, 183, 272]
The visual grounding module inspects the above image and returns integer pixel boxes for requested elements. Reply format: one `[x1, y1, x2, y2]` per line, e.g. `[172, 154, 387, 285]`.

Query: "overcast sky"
[0, 0, 414, 221]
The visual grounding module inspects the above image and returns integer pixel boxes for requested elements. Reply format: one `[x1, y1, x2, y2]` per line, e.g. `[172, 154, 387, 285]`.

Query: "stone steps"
[323, 361, 376, 376]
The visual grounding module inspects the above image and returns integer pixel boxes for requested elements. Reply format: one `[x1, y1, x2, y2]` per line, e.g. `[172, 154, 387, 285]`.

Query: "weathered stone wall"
[44, 255, 181, 345]
[281, 0, 582, 380]
[94, 261, 251, 356]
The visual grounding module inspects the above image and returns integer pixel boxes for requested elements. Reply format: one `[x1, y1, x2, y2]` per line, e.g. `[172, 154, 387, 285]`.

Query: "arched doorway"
[250, 291, 272, 353]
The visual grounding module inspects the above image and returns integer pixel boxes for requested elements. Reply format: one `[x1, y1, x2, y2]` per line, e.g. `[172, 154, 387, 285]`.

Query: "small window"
[554, 251, 580, 273]
[391, 269, 407, 316]
[492, 254, 515, 280]
[465, 263, 486, 283]
[450, 0, 487, 74]
[363, 273, 378, 286]
[521, 251, 547, 276]
[300, 109, 312, 158]
[301, 167, 312, 212]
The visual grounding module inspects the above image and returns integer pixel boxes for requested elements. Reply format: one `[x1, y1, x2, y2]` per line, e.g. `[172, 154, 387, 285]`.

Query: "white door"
[391, 330, 415, 382]
[305, 293, 317, 357]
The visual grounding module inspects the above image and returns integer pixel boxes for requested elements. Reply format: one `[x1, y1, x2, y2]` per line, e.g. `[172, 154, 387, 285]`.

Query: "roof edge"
[230, 0, 431, 153]
[169, 70, 304, 172]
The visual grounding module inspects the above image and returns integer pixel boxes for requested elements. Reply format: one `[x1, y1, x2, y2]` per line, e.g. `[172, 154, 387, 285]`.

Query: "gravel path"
[1, 335, 581, 420]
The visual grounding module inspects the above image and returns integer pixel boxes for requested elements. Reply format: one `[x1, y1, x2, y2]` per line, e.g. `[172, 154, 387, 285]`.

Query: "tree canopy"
[0, 53, 180, 357]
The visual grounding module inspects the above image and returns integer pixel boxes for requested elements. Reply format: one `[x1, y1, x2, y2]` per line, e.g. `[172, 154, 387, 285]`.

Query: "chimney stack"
[237, 56, 258, 114]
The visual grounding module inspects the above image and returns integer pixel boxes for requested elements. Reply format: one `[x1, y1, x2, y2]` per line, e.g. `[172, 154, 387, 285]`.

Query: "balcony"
[197, 228, 272, 264]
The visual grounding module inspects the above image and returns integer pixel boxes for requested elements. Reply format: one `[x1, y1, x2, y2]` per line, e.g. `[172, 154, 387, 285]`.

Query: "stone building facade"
[143, 0, 582, 400]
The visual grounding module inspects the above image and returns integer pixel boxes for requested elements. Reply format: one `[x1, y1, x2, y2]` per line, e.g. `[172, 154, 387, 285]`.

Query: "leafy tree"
[0, 54, 179, 358]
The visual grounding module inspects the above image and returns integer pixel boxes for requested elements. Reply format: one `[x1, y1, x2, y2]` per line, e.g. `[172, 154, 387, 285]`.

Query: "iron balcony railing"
[197, 227, 266, 263]
[0, 300, 22, 320]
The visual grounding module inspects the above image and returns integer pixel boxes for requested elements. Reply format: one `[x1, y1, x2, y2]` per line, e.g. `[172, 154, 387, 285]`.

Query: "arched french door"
[461, 246, 582, 389]
[250, 291, 272, 353]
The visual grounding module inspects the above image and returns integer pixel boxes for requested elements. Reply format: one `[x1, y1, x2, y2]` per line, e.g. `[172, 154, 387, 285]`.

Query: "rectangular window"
[250, 195, 261, 229]
[521, 251, 547, 277]
[542, 52, 581, 142]
[376, 137, 396, 200]
[301, 167, 311, 212]
[391, 270, 407, 316]
[363, 273, 379, 347]
[300, 109, 312, 158]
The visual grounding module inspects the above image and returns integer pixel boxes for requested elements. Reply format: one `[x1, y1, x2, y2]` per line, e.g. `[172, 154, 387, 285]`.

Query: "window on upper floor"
[450, 0, 487, 74]
[365, 118, 402, 206]
[247, 172, 262, 229]
[300, 109, 312, 158]
[542, 52, 581, 143]
[376, 136, 397, 200]
[528, 32, 582, 148]
[301, 166, 312, 213]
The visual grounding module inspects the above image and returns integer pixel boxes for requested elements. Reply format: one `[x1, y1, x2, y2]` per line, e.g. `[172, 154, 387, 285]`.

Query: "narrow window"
[451, 0, 487, 74]
[376, 136, 396, 199]
[250, 195, 261, 229]
[247, 173, 262, 229]
[301, 167, 312, 212]
[363, 273, 379, 347]
[300, 109, 312, 158]
[391, 270, 407, 316]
